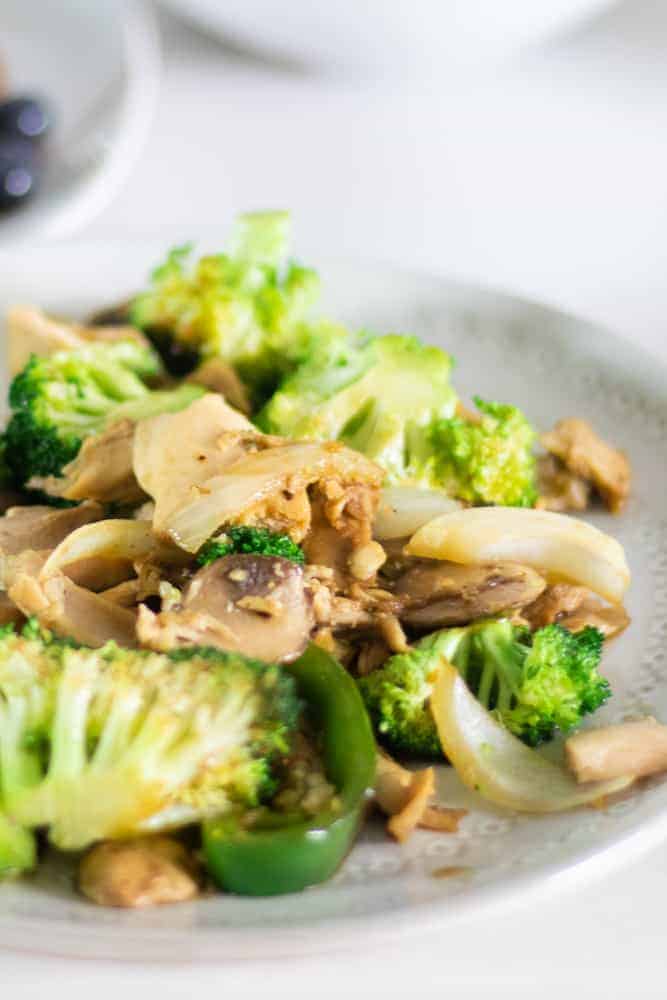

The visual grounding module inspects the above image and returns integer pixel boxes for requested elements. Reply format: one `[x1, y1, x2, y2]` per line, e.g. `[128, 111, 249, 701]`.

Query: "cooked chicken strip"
[9, 568, 137, 647]
[524, 583, 630, 639]
[79, 837, 199, 908]
[186, 358, 251, 415]
[566, 718, 667, 783]
[541, 418, 631, 514]
[7, 304, 148, 376]
[374, 752, 466, 842]
[35, 421, 144, 506]
[394, 561, 546, 630]
[536, 454, 591, 513]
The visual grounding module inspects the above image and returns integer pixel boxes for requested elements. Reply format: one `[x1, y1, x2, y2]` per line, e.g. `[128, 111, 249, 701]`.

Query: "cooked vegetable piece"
[4, 341, 205, 483]
[138, 554, 314, 664]
[0, 809, 36, 878]
[0, 622, 301, 850]
[430, 659, 633, 812]
[130, 212, 327, 407]
[406, 506, 630, 604]
[260, 333, 459, 485]
[359, 621, 611, 756]
[203, 644, 376, 896]
[394, 560, 546, 630]
[197, 526, 305, 566]
[429, 397, 537, 507]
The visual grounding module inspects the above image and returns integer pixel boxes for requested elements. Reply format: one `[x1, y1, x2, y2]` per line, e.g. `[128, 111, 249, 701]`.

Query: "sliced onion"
[430, 660, 634, 812]
[373, 486, 462, 540]
[40, 520, 184, 580]
[167, 441, 383, 553]
[406, 507, 630, 604]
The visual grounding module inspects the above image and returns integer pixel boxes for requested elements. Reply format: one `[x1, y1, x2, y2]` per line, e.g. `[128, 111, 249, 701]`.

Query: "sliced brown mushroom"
[394, 560, 546, 630]
[79, 837, 200, 908]
[0, 501, 103, 558]
[138, 554, 314, 663]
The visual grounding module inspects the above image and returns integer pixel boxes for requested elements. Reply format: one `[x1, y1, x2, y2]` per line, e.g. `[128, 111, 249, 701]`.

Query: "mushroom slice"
[394, 560, 546, 629]
[406, 507, 630, 605]
[0, 501, 103, 558]
[139, 554, 315, 663]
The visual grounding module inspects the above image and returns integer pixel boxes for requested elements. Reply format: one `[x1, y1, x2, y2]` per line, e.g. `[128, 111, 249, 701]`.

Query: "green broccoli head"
[130, 212, 325, 407]
[259, 333, 459, 485]
[480, 621, 610, 746]
[197, 526, 305, 566]
[4, 341, 205, 484]
[429, 397, 538, 507]
[358, 628, 472, 757]
[358, 620, 610, 758]
[0, 622, 301, 851]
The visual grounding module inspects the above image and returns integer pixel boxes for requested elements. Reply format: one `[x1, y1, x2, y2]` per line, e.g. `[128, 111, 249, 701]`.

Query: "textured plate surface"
[0, 240, 665, 961]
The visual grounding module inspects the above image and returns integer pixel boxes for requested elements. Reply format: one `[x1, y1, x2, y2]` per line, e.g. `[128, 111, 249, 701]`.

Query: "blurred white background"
[4, 1, 667, 996]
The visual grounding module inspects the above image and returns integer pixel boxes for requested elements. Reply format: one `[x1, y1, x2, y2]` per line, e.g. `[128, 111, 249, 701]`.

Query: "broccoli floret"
[4, 341, 205, 484]
[130, 212, 328, 407]
[0, 622, 301, 851]
[259, 333, 459, 485]
[430, 397, 537, 507]
[358, 621, 610, 757]
[0, 810, 36, 878]
[197, 526, 305, 566]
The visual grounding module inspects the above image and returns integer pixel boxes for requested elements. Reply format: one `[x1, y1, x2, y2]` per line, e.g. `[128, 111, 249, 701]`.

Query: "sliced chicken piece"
[9, 567, 137, 647]
[7, 304, 148, 376]
[374, 752, 466, 842]
[138, 554, 314, 663]
[79, 837, 199, 908]
[186, 358, 251, 415]
[134, 395, 383, 554]
[35, 421, 145, 506]
[0, 501, 103, 556]
[536, 454, 591, 513]
[541, 418, 631, 514]
[524, 583, 630, 638]
[394, 560, 546, 630]
[133, 394, 254, 535]
[566, 718, 667, 783]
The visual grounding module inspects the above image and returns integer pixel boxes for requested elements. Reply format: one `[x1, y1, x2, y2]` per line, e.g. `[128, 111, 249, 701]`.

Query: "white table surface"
[3, 2, 667, 995]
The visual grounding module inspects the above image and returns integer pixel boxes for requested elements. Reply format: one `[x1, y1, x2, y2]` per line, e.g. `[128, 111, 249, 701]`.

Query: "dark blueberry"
[0, 97, 51, 142]
[0, 137, 39, 211]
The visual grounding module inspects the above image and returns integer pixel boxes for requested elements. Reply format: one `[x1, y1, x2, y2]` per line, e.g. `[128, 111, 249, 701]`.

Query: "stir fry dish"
[0, 211, 661, 908]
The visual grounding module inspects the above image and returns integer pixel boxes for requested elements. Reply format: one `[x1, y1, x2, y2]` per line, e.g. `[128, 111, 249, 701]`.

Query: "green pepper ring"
[202, 644, 377, 896]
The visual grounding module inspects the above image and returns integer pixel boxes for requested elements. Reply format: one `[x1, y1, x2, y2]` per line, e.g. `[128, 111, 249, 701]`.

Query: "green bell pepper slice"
[202, 644, 377, 896]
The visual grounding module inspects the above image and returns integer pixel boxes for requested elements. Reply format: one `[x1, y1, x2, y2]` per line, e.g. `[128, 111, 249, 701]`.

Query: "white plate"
[0, 239, 665, 961]
[0, 1, 160, 243]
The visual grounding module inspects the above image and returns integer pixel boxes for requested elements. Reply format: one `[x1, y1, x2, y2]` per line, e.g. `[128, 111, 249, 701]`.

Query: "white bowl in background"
[0, 0, 160, 243]
[159, 0, 613, 81]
